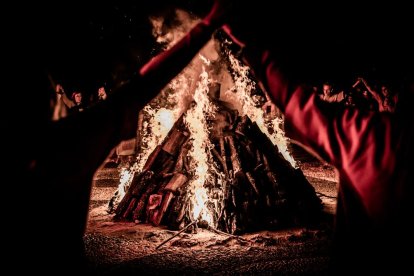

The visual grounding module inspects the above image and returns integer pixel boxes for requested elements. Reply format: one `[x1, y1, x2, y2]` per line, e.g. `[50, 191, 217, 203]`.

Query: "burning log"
[114, 102, 321, 233]
[174, 141, 190, 172]
[115, 171, 154, 218]
[162, 128, 189, 156]
[262, 154, 286, 199]
[234, 115, 249, 136]
[122, 198, 138, 219]
[146, 194, 163, 223]
[211, 147, 228, 177]
[164, 173, 188, 193]
[159, 156, 176, 175]
[131, 178, 161, 221]
[219, 137, 229, 175]
[244, 141, 257, 162]
[143, 146, 162, 172]
[245, 171, 259, 195]
[225, 135, 243, 178]
[150, 192, 175, 226]
[166, 193, 188, 229]
[254, 149, 264, 172]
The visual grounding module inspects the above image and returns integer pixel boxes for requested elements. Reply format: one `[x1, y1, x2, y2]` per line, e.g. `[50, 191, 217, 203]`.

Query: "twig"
[207, 225, 246, 241]
[156, 220, 198, 249]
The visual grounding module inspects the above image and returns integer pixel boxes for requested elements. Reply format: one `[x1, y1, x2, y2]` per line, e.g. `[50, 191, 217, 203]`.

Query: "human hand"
[98, 87, 107, 100]
[358, 77, 368, 86]
[55, 84, 64, 94]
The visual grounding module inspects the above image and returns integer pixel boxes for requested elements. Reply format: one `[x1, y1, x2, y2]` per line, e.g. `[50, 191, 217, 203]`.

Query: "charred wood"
[174, 141, 190, 172]
[151, 192, 175, 226]
[132, 178, 161, 221]
[234, 115, 250, 136]
[245, 171, 259, 195]
[162, 128, 189, 156]
[226, 135, 242, 178]
[146, 194, 163, 224]
[211, 147, 228, 177]
[122, 198, 138, 220]
[115, 171, 154, 218]
[164, 173, 188, 194]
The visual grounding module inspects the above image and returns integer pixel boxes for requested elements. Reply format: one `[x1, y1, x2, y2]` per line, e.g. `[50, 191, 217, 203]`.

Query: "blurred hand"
[55, 84, 64, 94]
[98, 87, 107, 100]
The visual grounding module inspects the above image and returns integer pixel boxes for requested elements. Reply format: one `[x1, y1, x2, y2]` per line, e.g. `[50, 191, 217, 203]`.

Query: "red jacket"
[240, 46, 412, 272]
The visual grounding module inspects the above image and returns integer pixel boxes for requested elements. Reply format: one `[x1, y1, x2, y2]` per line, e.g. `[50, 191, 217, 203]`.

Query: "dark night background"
[8, 0, 414, 100]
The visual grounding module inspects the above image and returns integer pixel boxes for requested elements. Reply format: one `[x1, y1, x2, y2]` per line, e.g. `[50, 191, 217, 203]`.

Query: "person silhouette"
[217, 3, 413, 273]
[6, 1, 225, 273]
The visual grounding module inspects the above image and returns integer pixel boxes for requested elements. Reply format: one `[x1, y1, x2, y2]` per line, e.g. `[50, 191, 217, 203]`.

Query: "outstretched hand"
[55, 84, 64, 95]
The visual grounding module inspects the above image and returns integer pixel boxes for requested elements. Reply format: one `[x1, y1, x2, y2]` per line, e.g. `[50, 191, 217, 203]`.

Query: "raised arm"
[221, 29, 396, 218]
[139, 0, 226, 87]
[56, 84, 75, 109]
[358, 77, 382, 103]
[46, 0, 226, 187]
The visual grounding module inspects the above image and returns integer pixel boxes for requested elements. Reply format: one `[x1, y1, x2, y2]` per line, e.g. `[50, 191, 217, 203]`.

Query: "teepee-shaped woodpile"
[114, 102, 322, 234]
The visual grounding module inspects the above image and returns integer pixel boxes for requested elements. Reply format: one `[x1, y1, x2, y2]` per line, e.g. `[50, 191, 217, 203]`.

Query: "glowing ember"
[226, 51, 297, 168]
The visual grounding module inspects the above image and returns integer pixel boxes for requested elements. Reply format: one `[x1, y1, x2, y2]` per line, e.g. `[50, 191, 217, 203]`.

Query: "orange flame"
[184, 65, 219, 224]
[226, 51, 297, 168]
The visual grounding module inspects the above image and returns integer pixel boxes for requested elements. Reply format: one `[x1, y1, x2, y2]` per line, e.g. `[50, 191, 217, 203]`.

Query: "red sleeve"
[139, 21, 215, 90]
[98, 21, 217, 142]
[241, 47, 398, 220]
[33, 21, 218, 238]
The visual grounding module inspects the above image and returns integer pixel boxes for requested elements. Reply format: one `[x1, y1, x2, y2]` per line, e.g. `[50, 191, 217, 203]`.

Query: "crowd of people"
[318, 77, 399, 113]
[7, 0, 412, 274]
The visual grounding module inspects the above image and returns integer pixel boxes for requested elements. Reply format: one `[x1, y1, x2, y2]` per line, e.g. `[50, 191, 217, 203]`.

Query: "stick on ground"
[156, 220, 198, 249]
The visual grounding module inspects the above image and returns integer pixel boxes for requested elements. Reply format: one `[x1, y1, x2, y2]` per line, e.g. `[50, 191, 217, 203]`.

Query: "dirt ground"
[85, 159, 338, 275]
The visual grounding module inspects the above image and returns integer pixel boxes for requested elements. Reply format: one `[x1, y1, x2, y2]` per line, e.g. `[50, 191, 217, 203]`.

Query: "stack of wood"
[115, 106, 322, 234]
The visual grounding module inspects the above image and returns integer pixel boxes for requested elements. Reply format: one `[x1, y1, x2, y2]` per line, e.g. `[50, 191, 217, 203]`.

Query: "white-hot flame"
[108, 167, 133, 210]
[112, 13, 296, 225]
[113, 10, 205, 206]
[135, 107, 177, 173]
[184, 66, 217, 223]
[111, 107, 176, 208]
[117, 168, 133, 199]
[226, 52, 297, 168]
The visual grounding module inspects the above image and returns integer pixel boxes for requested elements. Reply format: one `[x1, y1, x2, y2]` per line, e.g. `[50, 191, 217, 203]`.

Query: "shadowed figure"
[6, 1, 225, 273]
[214, 1, 413, 274]
[6, 1, 412, 274]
